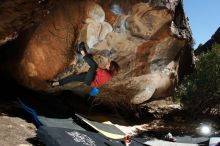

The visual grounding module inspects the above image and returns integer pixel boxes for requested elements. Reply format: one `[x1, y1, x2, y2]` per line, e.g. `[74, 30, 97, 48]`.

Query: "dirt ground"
[0, 98, 43, 146]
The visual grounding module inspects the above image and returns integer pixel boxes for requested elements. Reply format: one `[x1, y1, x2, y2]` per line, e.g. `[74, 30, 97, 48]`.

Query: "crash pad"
[209, 137, 220, 146]
[17, 97, 43, 126]
[74, 113, 126, 140]
[145, 139, 199, 146]
[37, 126, 125, 146]
[17, 97, 85, 131]
[38, 116, 85, 131]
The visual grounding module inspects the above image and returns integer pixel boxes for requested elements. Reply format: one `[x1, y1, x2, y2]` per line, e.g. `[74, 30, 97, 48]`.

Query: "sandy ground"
[0, 99, 43, 146]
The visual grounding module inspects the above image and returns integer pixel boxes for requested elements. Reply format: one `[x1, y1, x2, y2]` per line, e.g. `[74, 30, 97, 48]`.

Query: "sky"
[183, 0, 220, 48]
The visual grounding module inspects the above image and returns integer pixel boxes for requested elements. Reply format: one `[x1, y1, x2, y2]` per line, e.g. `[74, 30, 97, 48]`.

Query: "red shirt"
[90, 68, 112, 88]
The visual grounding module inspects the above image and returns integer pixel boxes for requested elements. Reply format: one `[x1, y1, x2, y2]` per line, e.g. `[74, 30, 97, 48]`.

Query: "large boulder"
[0, 0, 192, 105]
[0, 0, 55, 45]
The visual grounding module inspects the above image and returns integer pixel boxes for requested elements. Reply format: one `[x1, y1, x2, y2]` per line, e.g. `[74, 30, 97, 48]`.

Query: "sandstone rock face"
[1, 0, 192, 104]
[0, 0, 55, 45]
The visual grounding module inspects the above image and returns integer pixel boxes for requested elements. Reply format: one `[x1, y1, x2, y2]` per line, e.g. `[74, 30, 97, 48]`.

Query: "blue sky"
[183, 0, 220, 48]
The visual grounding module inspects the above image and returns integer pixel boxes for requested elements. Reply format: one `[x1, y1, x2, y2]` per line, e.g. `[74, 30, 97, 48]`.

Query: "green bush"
[175, 44, 220, 115]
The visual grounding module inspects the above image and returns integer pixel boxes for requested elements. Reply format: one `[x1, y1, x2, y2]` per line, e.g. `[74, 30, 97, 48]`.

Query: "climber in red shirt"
[50, 42, 120, 95]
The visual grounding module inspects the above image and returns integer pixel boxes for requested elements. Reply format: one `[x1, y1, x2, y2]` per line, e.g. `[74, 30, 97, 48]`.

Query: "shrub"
[175, 44, 220, 116]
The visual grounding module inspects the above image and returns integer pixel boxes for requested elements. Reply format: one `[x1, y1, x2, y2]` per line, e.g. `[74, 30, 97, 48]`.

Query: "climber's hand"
[89, 87, 99, 96]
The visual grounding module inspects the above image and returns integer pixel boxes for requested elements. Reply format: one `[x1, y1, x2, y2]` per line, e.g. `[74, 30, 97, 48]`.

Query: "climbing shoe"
[48, 81, 60, 87]
[77, 42, 87, 54]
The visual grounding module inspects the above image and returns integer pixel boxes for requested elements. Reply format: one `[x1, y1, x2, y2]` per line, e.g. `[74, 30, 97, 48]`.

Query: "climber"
[50, 42, 120, 96]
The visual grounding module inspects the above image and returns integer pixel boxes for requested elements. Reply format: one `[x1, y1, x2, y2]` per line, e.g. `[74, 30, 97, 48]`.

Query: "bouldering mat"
[74, 113, 126, 140]
[209, 137, 220, 146]
[17, 97, 85, 131]
[38, 116, 85, 131]
[37, 126, 125, 146]
[145, 139, 199, 146]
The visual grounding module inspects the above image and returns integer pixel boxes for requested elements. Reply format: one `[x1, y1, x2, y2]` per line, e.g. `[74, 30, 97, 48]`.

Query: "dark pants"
[59, 55, 98, 86]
